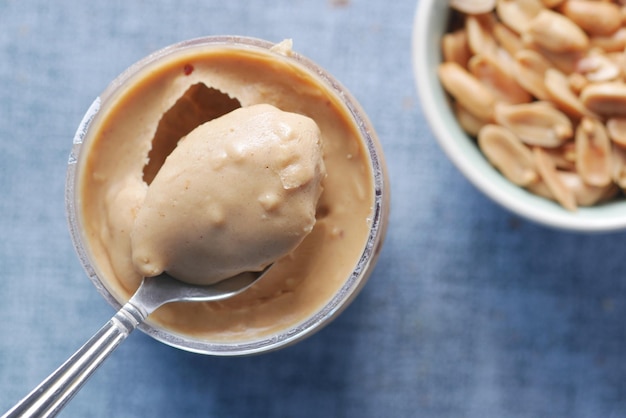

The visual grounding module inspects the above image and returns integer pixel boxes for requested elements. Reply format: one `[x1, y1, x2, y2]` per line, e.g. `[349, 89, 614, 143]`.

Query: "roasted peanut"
[493, 23, 524, 56]
[450, 0, 496, 14]
[575, 118, 613, 187]
[442, 30, 472, 67]
[580, 82, 626, 117]
[469, 54, 533, 104]
[496, 0, 544, 35]
[576, 52, 621, 82]
[560, 0, 622, 37]
[544, 68, 597, 118]
[513, 49, 552, 100]
[523, 9, 589, 53]
[558, 171, 618, 206]
[533, 146, 578, 210]
[494, 101, 573, 147]
[589, 27, 626, 52]
[607, 117, 626, 147]
[478, 124, 538, 185]
[454, 102, 488, 136]
[466, 14, 499, 56]
[611, 144, 626, 188]
[438, 61, 496, 121]
[437, 0, 626, 209]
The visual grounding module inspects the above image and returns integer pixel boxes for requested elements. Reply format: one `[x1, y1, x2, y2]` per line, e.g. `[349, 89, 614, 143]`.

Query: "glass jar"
[66, 36, 390, 355]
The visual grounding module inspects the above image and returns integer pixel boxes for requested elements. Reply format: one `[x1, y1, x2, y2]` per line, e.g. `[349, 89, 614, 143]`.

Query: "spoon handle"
[1, 303, 145, 418]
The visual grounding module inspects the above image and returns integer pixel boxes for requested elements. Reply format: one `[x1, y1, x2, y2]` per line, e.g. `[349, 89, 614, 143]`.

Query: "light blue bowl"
[412, 0, 626, 232]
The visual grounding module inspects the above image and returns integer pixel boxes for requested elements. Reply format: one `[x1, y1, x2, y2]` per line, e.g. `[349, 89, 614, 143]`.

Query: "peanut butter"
[77, 41, 376, 342]
[131, 104, 325, 285]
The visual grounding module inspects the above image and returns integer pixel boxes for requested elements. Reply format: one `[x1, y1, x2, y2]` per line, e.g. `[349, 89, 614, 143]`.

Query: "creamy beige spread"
[78, 42, 375, 342]
[131, 104, 325, 285]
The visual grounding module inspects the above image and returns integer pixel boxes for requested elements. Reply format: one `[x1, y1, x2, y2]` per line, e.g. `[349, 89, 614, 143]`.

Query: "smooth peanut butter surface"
[78, 43, 375, 342]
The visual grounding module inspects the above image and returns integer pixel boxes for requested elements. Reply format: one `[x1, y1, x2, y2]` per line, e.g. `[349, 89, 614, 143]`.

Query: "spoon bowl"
[1, 266, 271, 418]
[128, 269, 267, 317]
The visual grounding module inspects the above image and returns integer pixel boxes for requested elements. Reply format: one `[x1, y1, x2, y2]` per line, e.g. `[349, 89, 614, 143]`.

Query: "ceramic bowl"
[412, 0, 626, 232]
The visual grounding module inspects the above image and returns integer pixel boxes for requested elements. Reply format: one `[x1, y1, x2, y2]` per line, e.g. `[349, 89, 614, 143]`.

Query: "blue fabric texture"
[0, 0, 624, 417]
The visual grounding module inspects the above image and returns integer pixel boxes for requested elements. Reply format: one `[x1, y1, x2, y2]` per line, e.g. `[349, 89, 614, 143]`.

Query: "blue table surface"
[0, 1, 624, 417]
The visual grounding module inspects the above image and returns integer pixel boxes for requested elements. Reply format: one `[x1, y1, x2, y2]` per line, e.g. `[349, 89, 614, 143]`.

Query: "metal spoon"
[1, 267, 270, 418]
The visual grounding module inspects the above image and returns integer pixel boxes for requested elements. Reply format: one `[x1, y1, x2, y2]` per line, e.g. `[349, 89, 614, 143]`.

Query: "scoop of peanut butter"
[130, 103, 325, 285]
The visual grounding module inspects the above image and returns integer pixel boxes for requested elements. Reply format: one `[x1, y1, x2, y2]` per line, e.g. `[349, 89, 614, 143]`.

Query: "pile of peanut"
[439, 0, 626, 210]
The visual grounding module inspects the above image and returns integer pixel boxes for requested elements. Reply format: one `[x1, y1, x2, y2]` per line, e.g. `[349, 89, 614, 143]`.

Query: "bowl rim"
[411, 0, 626, 233]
